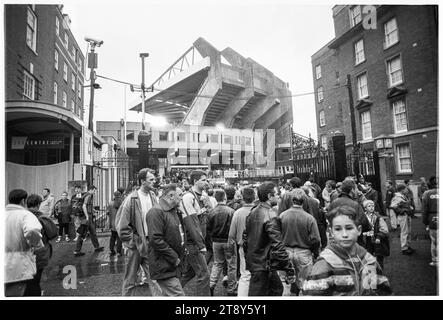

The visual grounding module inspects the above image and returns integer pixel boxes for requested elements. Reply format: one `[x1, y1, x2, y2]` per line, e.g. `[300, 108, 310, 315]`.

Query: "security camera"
[84, 37, 104, 46]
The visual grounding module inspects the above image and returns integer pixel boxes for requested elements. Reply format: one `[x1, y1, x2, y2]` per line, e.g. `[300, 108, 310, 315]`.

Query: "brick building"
[311, 5, 438, 202]
[4, 4, 103, 200]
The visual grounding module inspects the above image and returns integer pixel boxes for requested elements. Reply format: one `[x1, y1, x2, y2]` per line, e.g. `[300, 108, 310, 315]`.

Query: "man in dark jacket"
[244, 182, 294, 296]
[107, 191, 123, 256]
[365, 182, 382, 214]
[147, 184, 186, 296]
[207, 189, 236, 296]
[25, 194, 53, 296]
[328, 179, 371, 245]
[422, 176, 438, 267]
[301, 186, 327, 250]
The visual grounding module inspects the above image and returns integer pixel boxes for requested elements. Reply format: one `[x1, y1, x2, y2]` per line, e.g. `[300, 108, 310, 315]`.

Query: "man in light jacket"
[116, 168, 161, 296]
[39, 188, 55, 217]
[5, 189, 43, 297]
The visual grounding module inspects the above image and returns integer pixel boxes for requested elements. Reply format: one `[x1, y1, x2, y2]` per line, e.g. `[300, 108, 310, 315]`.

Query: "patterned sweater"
[302, 243, 391, 296]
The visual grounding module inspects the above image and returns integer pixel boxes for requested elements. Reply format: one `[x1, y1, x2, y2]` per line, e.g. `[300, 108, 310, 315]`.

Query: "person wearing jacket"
[178, 170, 211, 296]
[207, 189, 236, 296]
[146, 184, 186, 296]
[39, 188, 55, 217]
[228, 187, 256, 296]
[116, 168, 161, 296]
[5, 189, 43, 297]
[54, 191, 72, 243]
[302, 205, 391, 296]
[279, 189, 321, 296]
[25, 194, 53, 296]
[390, 184, 415, 255]
[302, 186, 328, 250]
[361, 200, 389, 269]
[422, 176, 438, 267]
[107, 190, 123, 256]
[328, 179, 371, 246]
[243, 182, 294, 296]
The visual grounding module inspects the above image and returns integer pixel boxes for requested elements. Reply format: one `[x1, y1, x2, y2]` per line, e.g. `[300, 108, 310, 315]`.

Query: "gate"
[291, 132, 336, 188]
[94, 149, 137, 232]
[346, 143, 381, 191]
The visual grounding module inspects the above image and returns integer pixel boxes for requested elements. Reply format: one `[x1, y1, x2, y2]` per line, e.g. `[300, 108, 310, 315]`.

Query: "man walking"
[279, 189, 321, 296]
[228, 187, 255, 296]
[5, 189, 43, 297]
[244, 182, 294, 296]
[117, 168, 161, 296]
[73, 185, 104, 256]
[390, 184, 415, 255]
[207, 189, 236, 296]
[422, 176, 438, 266]
[146, 184, 186, 296]
[179, 170, 211, 296]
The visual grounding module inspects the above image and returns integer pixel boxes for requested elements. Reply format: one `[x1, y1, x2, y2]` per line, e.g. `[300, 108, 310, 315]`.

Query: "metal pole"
[346, 74, 359, 177]
[124, 85, 127, 153]
[88, 45, 96, 132]
[140, 53, 149, 131]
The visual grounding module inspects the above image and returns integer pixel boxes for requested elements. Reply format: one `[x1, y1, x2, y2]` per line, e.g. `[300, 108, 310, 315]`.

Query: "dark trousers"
[58, 223, 70, 237]
[75, 218, 100, 252]
[318, 224, 328, 249]
[23, 268, 43, 296]
[180, 244, 211, 296]
[377, 256, 384, 270]
[110, 230, 122, 253]
[248, 270, 283, 296]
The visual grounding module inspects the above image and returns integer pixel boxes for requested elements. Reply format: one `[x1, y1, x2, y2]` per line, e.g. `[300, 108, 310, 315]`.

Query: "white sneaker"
[65, 236, 70, 242]
[56, 236, 61, 243]
[429, 261, 438, 267]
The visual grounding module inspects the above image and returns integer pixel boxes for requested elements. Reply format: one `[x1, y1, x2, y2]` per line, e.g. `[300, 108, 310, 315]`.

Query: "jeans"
[110, 230, 122, 253]
[430, 229, 438, 262]
[278, 247, 313, 296]
[180, 244, 211, 296]
[23, 268, 43, 296]
[397, 215, 411, 251]
[237, 245, 250, 296]
[58, 223, 70, 237]
[75, 218, 100, 252]
[122, 247, 162, 296]
[157, 276, 185, 296]
[388, 209, 398, 229]
[209, 242, 237, 294]
[248, 270, 283, 296]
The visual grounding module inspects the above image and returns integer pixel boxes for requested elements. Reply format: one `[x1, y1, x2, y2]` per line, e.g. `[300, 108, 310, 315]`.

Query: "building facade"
[312, 5, 438, 202]
[4, 4, 108, 204]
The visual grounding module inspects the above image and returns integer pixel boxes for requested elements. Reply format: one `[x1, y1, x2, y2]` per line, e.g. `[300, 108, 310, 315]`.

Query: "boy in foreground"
[302, 205, 391, 296]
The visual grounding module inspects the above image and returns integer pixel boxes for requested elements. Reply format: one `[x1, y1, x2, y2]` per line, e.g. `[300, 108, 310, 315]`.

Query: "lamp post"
[140, 53, 149, 131]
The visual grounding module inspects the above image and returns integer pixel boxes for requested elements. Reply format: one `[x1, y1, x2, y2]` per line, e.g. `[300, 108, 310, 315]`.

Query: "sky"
[59, 0, 336, 139]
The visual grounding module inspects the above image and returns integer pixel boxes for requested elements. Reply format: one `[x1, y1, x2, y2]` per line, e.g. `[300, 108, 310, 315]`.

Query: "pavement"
[40, 215, 438, 296]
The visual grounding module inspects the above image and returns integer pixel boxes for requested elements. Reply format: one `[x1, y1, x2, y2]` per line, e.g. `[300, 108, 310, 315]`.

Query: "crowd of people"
[4, 169, 438, 297]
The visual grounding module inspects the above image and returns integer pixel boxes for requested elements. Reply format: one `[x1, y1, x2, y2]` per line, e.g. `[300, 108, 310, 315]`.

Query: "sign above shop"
[11, 136, 64, 150]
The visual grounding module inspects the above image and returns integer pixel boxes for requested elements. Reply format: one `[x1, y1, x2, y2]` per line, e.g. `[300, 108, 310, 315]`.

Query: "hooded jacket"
[146, 197, 186, 280]
[29, 208, 52, 270]
[116, 189, 158, 257]
[302, 243, 391, 296]
[5, 204, 43, 283]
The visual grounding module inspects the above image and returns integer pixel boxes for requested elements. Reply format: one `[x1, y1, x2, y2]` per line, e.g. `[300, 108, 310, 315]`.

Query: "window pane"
[357, 74, 368, 98]
[384, 18, 398, 47]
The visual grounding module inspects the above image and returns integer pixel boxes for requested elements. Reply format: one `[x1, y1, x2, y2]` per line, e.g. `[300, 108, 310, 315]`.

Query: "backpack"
[39, 215, 59, 241]
[71, 192, 87, 216]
